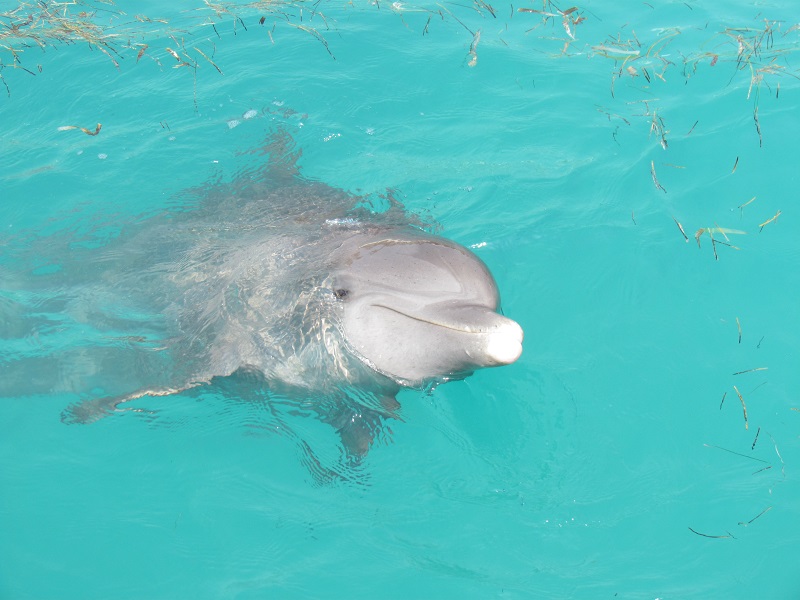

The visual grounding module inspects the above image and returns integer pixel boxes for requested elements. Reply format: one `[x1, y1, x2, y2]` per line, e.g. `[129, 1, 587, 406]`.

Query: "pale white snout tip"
[485, 320, 524, 365]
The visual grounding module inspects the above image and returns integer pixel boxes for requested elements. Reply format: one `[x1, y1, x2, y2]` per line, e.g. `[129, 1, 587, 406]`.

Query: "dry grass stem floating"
[694, 227, 745, 251]
[468, 29, 481, 67]
[474, 0, 496, 19]
[732, 367, 768, 375]
[194, 47, 223, 74]
[648, 111, 669, 149]
[165, 46, 192, 68]
[733, 385, 748, 430]
[591, 45, 640, 59]
[650, 161, 666, 193]
[672, 216, 689, 242]
[517, 3, 584, 40]
[595, 107, 631, 125]
[57, 123, 102, 136]
[753, 106, 762, 146]
[561, 8, 576, 40]
[758, 210, 781, 232]
[287, 23, 334, 59]
[751, 426, 761, 450]
[646, 30, 681, 58]
[738, 196, 756, 216]
[703, 443, 769, 464]
[738, 506, 772, 526]
[769, 432, 786, 478]
[736, 317, 742, 343]
[517, 8, 557, 16]
[719, 391, 726, 409]
[688, 527, 733, 539]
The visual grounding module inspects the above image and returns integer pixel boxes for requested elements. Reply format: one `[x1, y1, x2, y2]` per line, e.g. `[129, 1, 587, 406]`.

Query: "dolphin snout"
[416, 303, 524, 367]
[484, 318, 523, 366]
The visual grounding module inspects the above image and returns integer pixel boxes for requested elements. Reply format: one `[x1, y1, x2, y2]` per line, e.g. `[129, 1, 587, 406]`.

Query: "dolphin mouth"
[374, 303, 524, 365]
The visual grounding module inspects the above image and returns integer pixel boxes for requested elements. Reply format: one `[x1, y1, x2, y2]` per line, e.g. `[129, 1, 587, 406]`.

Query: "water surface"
[2, 1, 800, 598]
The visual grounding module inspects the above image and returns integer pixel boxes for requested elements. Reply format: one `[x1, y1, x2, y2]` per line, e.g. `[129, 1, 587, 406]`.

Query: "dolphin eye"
[333, 288, 349, 299]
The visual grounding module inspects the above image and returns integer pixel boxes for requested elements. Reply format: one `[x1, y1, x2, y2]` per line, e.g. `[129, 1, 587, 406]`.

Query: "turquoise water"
[2, 1, 800, 598]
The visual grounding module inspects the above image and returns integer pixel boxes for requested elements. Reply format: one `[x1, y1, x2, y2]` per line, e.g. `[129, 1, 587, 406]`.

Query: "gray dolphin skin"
[1, 131, 522, 458]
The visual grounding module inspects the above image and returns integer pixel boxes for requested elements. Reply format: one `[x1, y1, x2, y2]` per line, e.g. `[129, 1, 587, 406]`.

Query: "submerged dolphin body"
[1, 132, 522, 458]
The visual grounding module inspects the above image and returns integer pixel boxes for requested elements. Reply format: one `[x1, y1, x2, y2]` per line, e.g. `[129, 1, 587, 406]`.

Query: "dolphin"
[1, 131, 523, 458]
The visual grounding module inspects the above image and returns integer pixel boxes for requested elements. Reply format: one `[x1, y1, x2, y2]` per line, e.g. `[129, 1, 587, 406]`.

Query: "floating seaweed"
[57, 122, 102, 136]
[758, 210, 781, 232]
[0, 0, 344, 95]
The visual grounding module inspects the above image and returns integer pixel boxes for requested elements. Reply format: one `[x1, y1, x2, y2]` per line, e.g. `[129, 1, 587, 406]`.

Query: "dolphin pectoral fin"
[61, 384, 205, 425]
[330, 394, 401, 461]
[336, 414, 376, 460]
[379, 394, 401, 413]
[61, 394, 130, 424]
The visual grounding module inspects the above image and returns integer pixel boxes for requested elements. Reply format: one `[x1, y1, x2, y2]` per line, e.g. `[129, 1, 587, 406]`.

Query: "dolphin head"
[328, 229, 523, 386]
